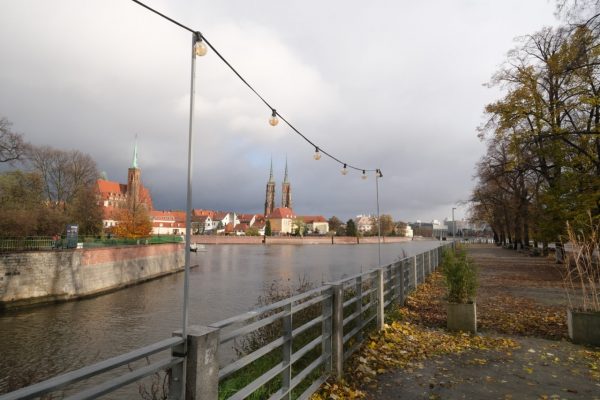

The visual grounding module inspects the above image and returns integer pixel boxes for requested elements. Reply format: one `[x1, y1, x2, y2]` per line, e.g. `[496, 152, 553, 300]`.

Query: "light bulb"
[361, 170, 367, 180]
[341, 164, 348, 175]
[194, 40, 207, 57]
[313, 147, 321, 160]
[269, 110, 279, 126]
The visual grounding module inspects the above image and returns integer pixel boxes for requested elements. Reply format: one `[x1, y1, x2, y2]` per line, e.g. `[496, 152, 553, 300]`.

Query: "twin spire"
[264, 157, 292, 216]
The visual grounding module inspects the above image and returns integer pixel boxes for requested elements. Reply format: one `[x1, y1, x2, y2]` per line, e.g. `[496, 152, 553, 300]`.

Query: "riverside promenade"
[319, 245, 600, 400]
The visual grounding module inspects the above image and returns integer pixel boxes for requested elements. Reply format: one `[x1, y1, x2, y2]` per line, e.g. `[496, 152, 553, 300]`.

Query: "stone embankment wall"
[194, 236, 412, 245]
[0, 244, 184, 310]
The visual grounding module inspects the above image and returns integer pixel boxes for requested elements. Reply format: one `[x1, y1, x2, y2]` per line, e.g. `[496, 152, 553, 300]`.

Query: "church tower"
[264, 159, 276, 216]
[127, 141, 141, 210]
[281, 157, 292, 209]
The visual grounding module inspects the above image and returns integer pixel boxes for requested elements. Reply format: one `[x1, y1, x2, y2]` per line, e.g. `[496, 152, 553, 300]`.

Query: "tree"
[328, 216, 342, 232]
[378, 214, 394, 236]
[246, 226, 259, 236]
[0, 117, 26, 164]
[292, 218, 306, 237]
[265, 220, 272, 236]
[346, 219, 357, 237]
[113, 205, 153, 239]
[473, 22, 600, 249]
[0, 171, 45, 236]
[26, 145, 99, 208]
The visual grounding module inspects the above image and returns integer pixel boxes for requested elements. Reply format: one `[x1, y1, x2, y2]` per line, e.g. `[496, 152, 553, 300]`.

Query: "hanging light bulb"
[377, 169, 383, 178]
[313, 147, 321, 160]
[269, 109, 279, 126]
[194, 37, 207, 57]
[361, 170, 367, 180]
[341, 164, 348, 175]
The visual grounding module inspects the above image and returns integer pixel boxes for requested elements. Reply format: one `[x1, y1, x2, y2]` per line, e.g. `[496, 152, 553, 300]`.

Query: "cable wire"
[130, 0, 379, 174]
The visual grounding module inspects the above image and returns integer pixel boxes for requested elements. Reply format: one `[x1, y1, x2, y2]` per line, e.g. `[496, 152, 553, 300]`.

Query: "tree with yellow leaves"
[112, 205, 153, 239]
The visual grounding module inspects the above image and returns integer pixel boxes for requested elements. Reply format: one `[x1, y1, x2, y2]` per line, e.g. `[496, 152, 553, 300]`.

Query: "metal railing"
[0, 235, 183, 252]
[0, 242, 452, 400]
[0, 337, 184, 400]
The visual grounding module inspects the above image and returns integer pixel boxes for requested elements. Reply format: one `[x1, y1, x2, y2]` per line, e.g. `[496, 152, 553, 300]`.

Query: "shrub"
[441, 246, 477, 304]
[562, 213, 600, 312]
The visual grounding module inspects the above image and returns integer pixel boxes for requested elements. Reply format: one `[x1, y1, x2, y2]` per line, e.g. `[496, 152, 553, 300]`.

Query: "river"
[0, 240, 441, 396]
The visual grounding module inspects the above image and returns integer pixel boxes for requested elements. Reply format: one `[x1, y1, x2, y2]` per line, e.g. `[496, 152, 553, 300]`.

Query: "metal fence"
[0, 236, 183, 252]
[0, 242, 452, 400]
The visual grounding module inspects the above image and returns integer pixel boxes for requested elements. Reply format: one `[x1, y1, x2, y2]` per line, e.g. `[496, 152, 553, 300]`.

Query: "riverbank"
[0, 243, 185, 310]
[193, 235, 414, 245]
[313, 244, 600, 399]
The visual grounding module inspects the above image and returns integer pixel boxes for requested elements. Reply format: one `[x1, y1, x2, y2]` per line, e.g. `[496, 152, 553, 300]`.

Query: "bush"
[441, 246, 477, 304]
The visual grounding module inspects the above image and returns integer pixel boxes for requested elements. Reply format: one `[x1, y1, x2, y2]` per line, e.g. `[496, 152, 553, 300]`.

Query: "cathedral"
[264, 158, 292, 216]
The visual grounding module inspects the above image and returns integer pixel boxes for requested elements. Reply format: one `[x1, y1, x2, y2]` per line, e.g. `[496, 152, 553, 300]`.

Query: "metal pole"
[182, 31, 198, 373]
[376, 170, 381, 266]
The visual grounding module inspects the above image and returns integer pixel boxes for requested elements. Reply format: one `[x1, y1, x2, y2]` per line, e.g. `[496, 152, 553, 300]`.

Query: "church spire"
[269, 157, 274, 183]
[131, 136, 139, 169]
[283, 156, 289, 183]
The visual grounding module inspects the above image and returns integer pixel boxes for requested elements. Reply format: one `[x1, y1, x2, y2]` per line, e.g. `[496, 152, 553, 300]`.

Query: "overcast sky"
[0, 0, 559, 222]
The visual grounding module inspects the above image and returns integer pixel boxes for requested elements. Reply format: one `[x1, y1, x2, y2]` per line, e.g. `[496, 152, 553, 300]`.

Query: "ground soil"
[368, 245, 600, 400]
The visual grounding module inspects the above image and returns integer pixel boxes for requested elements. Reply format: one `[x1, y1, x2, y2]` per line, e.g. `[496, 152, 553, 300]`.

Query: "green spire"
[269, 157, 274, 183]
[132, 137, 138, 169]
[283, 156, 289, 183]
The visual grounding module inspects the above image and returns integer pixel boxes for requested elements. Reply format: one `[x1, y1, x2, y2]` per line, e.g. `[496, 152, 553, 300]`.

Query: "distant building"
[97, 143, 153, 230]
[300, 216, 329, 234]
[268, 207, 296, 235]
[355, 215, 374, 233]
[150, 210, 186, 235]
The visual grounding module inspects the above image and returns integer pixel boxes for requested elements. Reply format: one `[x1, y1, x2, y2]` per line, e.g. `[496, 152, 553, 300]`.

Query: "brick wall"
[193, 236, 411, 245]
[0, 244, 184, 310]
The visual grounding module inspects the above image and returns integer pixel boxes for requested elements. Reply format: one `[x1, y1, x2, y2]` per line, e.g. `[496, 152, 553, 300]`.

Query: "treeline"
[471, 3, 600, 249]
[0, 117, 103, 237]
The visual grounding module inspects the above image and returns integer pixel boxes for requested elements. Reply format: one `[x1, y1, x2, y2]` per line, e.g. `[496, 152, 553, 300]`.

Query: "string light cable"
[130, 0, 381, 177]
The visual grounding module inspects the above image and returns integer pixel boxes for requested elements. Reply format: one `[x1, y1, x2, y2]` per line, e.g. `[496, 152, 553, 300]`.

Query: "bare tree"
[26, 146, 98, 208]
[0, 117, 26, 163]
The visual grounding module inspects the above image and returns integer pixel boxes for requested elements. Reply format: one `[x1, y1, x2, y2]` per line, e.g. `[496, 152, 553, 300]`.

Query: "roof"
[300, 215, 327, 223]
[238, 213, 256, 222]
[213, 211, 230, 221]
[97, 179, 127, 196]
[268, 207, 296, 219]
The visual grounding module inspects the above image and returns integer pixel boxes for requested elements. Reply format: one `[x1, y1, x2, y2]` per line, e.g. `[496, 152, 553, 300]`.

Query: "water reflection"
[0, 241, 439, 395]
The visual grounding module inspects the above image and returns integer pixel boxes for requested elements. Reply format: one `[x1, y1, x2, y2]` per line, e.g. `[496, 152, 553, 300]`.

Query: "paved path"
[368, 245, 600, 400]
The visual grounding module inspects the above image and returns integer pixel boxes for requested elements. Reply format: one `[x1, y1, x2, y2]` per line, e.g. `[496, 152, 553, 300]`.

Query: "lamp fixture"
[194, 35, 207, 57]
[377, 169, 383, 178]
[361, 170, 367, 180]
[341, 164, 348, 175]
[269, 109, 279, 126]
[313, 147, 321, 160]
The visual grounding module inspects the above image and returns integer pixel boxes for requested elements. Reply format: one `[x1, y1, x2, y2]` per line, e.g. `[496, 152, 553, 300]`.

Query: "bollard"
[171, 325, 220, 400]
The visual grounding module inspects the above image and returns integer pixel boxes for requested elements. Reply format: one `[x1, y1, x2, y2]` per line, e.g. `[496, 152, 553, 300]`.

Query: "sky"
[0, 0, 560, 222]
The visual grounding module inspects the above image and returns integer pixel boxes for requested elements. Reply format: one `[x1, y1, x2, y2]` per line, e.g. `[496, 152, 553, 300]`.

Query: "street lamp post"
[376, 169, 382, 266]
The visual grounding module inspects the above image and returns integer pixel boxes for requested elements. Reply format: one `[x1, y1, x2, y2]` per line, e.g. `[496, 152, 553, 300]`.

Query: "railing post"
[281, 303, 293, 399]
[421, 253, 425, 282]
[322, 287, 333, 373]
[428, 250, 432, 275]
[356, 276, 363, 343]
[331, 284, 344, 380]
[399, 261, 406, 304]
[171, 325, 220, 400]
[413, 256, 418, 288]
[376, 269, 385, 330]
[395, 262, 403, 305]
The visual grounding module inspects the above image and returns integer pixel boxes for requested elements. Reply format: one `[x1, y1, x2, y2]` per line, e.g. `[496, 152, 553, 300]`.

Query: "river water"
[0, 241, 440, 395]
